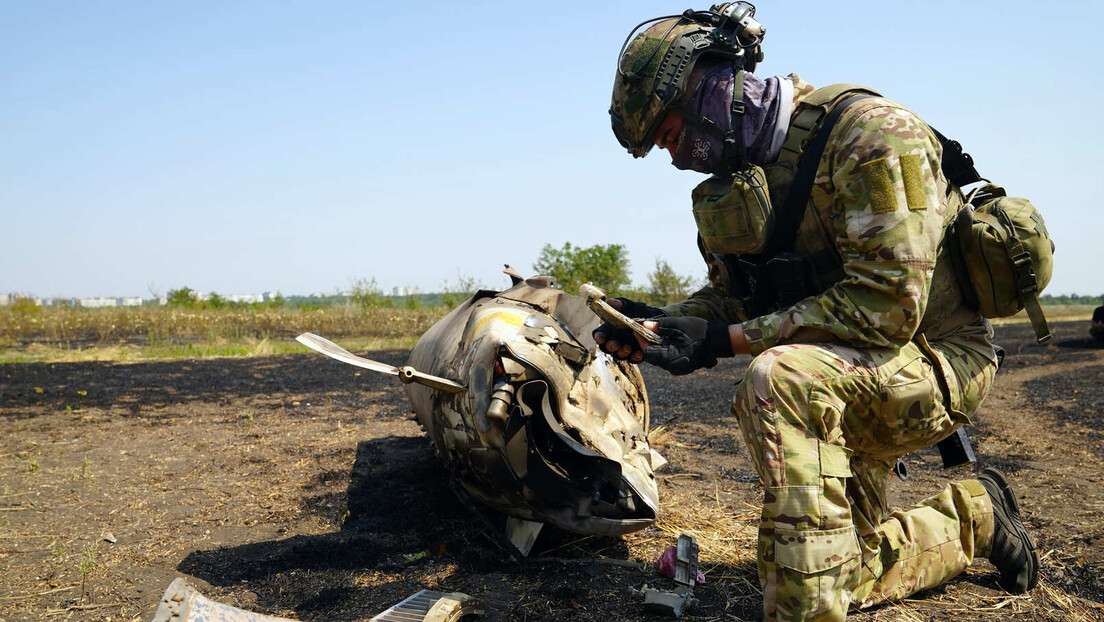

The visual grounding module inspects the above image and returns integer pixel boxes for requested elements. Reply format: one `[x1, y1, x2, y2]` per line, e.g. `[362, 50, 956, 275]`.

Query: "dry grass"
[625, 481, 1104, 621]
[991, 304, 1096, 325]
[0, 305, 445, 361]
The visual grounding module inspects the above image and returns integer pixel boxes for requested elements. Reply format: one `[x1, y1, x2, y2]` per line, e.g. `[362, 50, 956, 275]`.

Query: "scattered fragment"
[370, 589, 484, 622]
[656, 535, 704, 585]
[102, 531, 117, 544]
[633, 534, 702, 617]
[629, 584, 697, 618]
[401, 551, 428, 563]
[152, 577, 301, 622]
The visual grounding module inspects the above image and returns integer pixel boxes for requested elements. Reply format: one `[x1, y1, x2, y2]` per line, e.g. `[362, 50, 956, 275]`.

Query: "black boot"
[978, 468, 1039, 593]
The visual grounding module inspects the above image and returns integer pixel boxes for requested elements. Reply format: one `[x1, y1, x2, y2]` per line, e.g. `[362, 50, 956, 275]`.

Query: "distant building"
[392, 286, 417, 297]
[0, 292, 38, 306]
[78, 297, 116, 308]
[228, 293, 264, 304]
[75, 297, 143, 308]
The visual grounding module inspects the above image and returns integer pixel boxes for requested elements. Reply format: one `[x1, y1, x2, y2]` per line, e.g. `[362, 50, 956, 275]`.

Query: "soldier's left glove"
[643, 317, 733, 376]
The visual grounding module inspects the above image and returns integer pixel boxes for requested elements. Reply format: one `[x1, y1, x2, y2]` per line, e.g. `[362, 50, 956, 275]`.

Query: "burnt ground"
[1, 320, 1102, 622]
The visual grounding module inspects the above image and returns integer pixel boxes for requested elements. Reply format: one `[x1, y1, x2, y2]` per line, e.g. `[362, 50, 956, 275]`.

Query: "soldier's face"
[653, 110, 684, 161]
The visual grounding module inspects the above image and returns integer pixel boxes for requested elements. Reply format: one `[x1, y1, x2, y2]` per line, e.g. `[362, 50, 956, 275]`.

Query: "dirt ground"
[1, 319, 1102, 622]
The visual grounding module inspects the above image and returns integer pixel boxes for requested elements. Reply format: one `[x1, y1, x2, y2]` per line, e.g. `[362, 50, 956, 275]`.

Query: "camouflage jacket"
[665, 75, 986, 355]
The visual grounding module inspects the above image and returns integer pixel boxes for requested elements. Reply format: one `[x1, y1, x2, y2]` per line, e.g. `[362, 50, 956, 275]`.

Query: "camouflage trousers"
[733, 335, 999, 621]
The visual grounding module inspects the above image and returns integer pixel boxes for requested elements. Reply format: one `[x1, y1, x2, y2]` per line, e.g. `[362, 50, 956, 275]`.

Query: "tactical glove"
[592, 299, 665, 362]
[593, 324, 646, 362]
[611, 297, 666, 319]
[643, 317, 733, 376]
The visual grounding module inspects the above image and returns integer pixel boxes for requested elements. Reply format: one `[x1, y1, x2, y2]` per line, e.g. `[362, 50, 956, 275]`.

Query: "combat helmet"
[611, 3, 765, 158]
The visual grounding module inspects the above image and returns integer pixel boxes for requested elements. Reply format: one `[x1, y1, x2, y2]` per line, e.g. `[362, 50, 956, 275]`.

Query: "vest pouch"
[691, 165, 774, 255]
[954, 184, 1055, 343]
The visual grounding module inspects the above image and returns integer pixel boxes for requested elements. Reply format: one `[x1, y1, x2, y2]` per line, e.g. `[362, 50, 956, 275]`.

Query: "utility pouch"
[951, 184, 1055, 343]
[691, 165, 774, 255]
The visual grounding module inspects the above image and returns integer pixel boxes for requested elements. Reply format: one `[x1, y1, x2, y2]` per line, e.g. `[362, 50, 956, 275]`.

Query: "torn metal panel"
[151, 578, 300, 622]
[505, 517, 544, 558]
[674, 534, 700, 588]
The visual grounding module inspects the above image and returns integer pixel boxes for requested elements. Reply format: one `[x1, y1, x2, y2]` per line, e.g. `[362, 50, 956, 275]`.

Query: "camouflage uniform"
[665, 76, 1001, 621]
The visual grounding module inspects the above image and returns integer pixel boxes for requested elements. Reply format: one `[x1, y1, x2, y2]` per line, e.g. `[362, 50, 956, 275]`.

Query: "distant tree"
[207, 292, 228, 309]
[645, 258, 695, 306]
[166, 287, 199, 308]
[440, 273, 483, 308]
[10, 297, 40, 315]
[349, 277, 383, 308]
[533, 242, 631, 294]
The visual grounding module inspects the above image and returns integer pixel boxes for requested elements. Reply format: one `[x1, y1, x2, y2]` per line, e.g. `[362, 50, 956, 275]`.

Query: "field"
[1, 309, 1103, 621]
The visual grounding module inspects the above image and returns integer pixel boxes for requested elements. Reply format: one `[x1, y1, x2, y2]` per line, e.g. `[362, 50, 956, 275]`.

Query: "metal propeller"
[295, 332, 466, 394]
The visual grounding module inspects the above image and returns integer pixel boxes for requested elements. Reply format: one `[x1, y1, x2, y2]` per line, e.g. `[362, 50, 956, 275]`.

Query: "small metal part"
[674, 534, 699, 588]
[894, 458, 909, 481]
[487, 381, 516, 422]
[630, 584, 696, 618]
[504, 517, 543, 558]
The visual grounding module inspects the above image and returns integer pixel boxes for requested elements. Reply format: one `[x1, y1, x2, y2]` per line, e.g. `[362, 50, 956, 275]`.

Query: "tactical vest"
[694, 84, 968, 331]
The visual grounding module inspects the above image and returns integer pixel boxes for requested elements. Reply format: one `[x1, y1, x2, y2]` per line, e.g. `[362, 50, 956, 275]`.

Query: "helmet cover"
[610, 4, 764, 158]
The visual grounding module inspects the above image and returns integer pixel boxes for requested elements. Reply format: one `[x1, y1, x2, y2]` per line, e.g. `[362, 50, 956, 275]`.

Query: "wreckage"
[298, 268, 663, 555]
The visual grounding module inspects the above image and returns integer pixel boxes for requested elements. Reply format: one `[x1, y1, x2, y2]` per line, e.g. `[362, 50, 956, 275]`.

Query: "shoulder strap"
[766, 91, 876, 254]
[772, 83, 877, 174]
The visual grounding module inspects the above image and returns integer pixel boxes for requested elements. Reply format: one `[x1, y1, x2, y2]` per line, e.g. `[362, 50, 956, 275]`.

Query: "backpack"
[951, 183, 1055, 343]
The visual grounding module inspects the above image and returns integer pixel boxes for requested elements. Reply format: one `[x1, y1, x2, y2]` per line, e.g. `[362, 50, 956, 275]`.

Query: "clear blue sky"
[2, 1, 1101, 299]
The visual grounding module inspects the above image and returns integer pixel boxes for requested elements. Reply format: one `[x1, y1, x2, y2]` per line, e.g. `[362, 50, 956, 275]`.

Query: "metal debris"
[151, 578, 299, 622]
[631, 534, 702, 618]
[370, 589, 484, 622]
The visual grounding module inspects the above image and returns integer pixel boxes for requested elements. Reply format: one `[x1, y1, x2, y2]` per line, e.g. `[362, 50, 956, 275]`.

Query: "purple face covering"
[671, 64, 788, 173]
[671, 63, 734, 174]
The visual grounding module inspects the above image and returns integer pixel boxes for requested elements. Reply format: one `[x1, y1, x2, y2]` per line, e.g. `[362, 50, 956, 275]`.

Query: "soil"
[1, 320, 1102, 622]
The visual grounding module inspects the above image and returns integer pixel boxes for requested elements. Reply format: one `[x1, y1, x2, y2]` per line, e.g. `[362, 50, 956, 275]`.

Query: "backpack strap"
[766, 88, 877, 254]
[771, 84, 877, 177]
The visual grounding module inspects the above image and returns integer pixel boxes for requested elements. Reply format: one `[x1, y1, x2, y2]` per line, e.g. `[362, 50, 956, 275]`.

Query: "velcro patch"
[961, 479, 987, 498]
[900, 153, 927, 211]
[861, 157, 897, 214]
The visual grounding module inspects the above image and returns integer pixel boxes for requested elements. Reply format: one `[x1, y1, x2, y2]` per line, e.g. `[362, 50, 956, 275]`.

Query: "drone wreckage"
[298, 267, 665, 554]
[151, 268, 690, 622]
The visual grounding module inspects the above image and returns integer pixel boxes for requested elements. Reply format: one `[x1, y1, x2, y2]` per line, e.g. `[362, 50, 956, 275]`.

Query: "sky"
[2, 1, 1102, 299]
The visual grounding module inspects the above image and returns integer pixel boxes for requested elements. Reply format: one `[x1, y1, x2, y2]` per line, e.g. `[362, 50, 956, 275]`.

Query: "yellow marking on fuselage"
[472, 310, 525, 336]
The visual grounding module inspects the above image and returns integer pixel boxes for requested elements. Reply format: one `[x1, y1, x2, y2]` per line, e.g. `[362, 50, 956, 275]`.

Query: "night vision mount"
[619, 2, 765, 99]
[703, 2, 764, 49]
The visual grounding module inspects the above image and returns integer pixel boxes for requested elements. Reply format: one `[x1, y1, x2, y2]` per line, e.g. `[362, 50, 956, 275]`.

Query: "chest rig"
[695, 83, 878, 318]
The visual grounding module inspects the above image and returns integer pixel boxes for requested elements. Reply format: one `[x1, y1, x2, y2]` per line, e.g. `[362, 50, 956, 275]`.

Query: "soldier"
[596, 4, 1039, 620]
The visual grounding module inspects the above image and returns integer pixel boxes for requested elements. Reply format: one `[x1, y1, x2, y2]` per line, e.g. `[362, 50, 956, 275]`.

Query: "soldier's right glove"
[643, 317, 733, 376]
[612, 297, 666, 319]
